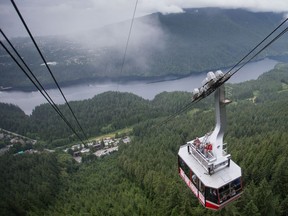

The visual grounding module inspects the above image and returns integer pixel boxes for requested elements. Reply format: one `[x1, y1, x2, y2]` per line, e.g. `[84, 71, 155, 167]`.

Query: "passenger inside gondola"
[192, 174, 199, 187]
[204, 143, 213, 157]
[205, 187, 218, 204]
[219, 178, 242, 203]
[193, 137, 201, 149]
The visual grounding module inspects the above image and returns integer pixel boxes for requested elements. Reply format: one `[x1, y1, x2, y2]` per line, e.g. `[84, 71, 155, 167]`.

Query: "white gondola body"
[179, 82, 242, 210]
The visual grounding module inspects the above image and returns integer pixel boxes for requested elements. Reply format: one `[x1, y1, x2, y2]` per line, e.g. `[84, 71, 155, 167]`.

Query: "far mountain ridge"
[1, 8, 287, 90]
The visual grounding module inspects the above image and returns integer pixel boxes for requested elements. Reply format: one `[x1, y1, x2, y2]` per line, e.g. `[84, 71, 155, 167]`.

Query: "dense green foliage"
[1, 8, 288, 90]
[0, 152, 70, 215]
[0, 64, 288, 215]
[0, 91, 198, 148]
[29, 92, 157, 144]
[0, 103, 30, 135]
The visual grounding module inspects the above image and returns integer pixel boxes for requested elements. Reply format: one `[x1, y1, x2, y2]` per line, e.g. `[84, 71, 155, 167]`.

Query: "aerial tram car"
[178, 71, 242, 210]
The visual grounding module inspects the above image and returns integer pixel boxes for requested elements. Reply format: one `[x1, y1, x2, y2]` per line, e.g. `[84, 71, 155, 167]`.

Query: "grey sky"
[1, 0, 288, 37]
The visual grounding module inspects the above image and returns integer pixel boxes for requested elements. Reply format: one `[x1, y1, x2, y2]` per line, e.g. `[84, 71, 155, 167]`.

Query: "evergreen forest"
[0, 64, 288, 215]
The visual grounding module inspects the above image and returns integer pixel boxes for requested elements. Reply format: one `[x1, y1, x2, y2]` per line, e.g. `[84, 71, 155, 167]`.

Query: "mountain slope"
[154, 8, 287, 74]
[1, 8, 287, 90]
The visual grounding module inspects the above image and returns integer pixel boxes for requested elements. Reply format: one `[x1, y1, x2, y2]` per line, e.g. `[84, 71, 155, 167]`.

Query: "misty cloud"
[1, 0, 288, 38]
[140, 0, 184, 15]
[70, 15, 167, 74]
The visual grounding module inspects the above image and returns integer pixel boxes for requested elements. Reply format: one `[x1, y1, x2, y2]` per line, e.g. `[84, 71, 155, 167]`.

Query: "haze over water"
[0, 58, 279, 115]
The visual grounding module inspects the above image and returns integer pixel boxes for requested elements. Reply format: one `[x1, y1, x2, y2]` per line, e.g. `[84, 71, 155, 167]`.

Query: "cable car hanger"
[178, 81, 242, 210]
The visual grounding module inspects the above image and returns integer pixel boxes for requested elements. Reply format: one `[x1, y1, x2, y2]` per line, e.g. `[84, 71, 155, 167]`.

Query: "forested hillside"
[1, 8, 288, 90]
[0, 153, 66, 215]
[0, 91, 195, 148]
[0, 64, 288, 215]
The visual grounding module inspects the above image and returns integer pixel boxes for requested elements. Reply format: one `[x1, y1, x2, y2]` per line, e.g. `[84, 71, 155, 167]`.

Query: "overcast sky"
[1, 0, 288, 38]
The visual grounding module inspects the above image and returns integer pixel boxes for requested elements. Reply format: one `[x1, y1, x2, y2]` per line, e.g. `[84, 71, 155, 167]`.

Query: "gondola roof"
[178, 144, 242, 188]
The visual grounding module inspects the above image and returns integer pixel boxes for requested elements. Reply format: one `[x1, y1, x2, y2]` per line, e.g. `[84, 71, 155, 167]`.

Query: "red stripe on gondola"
[205, 201, 219, 210]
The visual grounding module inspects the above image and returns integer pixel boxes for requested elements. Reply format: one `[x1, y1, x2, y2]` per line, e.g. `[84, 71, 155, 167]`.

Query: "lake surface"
[0, 58, 279, 115]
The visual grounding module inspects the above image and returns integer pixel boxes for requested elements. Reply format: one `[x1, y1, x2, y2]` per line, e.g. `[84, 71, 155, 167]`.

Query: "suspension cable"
[230, 26, 288, 77]
[10, 0, 88, 141]
[119, 0, 139, 78]
[0, 39, 86, 145]
[1, 29, 54, 106]
[0, 28, 81, 127]
[226, 18, 288, 75]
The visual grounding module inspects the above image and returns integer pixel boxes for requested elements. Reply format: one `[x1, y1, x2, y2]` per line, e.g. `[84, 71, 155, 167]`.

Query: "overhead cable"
[10, 0, 88, 141]
[230, 26, 288, 77]
[0, 38, 86, 145]
[226, 18, 288, 75]
[1, 29, 54, 106]
[119, 0, 139, 77]
[0, 29, 84, 142]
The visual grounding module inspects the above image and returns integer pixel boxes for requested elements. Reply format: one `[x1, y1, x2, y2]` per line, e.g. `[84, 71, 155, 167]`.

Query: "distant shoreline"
[0, 62, 250, 92]
[0, 73, 194, 92]
[1, 56, 286, 93]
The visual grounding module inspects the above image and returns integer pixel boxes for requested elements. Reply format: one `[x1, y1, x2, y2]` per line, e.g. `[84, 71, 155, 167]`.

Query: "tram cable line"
[155, 18, 288, 129]
[226, 17, 288, 76]
[0, 39, 87, 146]
[10, 0, 88, 142]
[1, 29, 57, 108]
[0, 29, 86, 145]
[153, 100, 196, 128]
[119, 0, 139, 77]
[229, 25, 288, 77]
